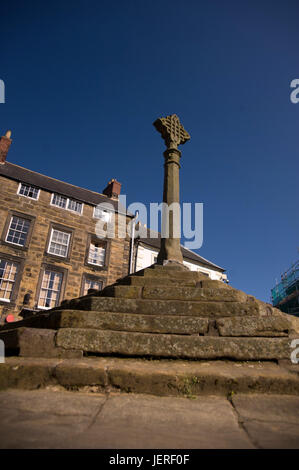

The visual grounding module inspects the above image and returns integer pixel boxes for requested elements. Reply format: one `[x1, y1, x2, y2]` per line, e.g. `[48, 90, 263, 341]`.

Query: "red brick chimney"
[0, 130, 12, 164]
[103, 178, 122, 199]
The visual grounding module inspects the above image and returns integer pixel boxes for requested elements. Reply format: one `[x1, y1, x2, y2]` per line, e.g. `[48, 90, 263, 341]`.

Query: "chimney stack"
[0, 130, 12, 164]
[103, 178, 122, 199]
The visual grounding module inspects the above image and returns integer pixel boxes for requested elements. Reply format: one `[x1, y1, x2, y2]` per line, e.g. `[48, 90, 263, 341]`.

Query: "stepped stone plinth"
[0, 264, 298, 359]
[0, 114, 298, 396]
[0, 263, 299, 395]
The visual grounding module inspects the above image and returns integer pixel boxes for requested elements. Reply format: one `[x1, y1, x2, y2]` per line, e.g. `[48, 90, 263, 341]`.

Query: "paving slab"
[232, 394, 299, 449]
[67, 393, 252, 449]
[0, 389, 106, 449]
[1, 390, 299, 449]
[0, 390, 252, 449]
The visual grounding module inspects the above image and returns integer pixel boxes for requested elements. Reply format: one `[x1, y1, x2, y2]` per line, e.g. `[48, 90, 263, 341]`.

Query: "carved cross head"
[153, 114, 190, 149]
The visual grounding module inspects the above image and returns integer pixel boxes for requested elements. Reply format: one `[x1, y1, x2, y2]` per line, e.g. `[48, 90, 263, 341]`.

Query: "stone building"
[0, 131, 132, 323]
[0, 129, 227, 323]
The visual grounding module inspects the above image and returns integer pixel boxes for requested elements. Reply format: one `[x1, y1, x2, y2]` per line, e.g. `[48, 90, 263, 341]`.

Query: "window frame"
[17, 182, 40, 201]
[0, 253, 24, 306]
[5, 216, 31, 248]
[84, 234, 110, 272]
[48, 229, 71, 258]
[36, 264, 68, 310]
[93, 206, 112, 222]
[80, 273, 105, 297]
[87, 241, 106, 267]
[50, 193, 84, 215]
[1, 211, 35, 251]
[45, 223, 74, 261]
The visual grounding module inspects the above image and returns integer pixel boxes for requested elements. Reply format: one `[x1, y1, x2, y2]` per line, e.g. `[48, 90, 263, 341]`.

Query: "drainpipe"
[129, 211, 139, 274]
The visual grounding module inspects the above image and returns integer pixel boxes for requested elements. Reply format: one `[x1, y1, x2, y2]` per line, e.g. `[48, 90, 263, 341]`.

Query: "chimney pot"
[103, 178, 122, 199]
[0, 130, 12, 164]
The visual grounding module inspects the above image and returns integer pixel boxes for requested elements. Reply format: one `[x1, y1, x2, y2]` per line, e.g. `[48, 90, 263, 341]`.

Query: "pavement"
[0, 389, 299, 449]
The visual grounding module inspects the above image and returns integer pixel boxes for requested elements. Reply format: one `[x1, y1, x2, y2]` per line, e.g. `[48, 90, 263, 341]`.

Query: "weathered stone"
[0, 313, 51, 332]
[1, 357, 299, 397]
[56, 328, 291, 360]
[287, 315, 299, 335]
[141, 286, 247, 302]
[252, 298, 278, 317]
[154, 114, 190, 265]
[0, 358, 59, 391]
[231, 394, 299, 449]
[108, 359, 299, 396]
[141, 267, 206, 281]
[101, 286, 142, 299]
[200, 279, 232, 289]
[63, 296, 260, 317]
[0, 328, 83, 358]
[54, 359, 108, 388]
[217, 316, 292, 337]
[46, 310, 209, 335]
[119, 275, 198, 287]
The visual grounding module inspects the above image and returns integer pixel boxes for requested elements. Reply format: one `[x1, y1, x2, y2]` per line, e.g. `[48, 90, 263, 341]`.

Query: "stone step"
[0, 311, 291, 338]
[101, 285, 247, 302]
[117, 275, 199, 287]
[0, 328, 82, 358]
[0, 312, 51, 332]
[51, 311, 293, 337]
[135, 265, 207, 281]
[56, 328, 292, 361]
[216, 316, 292, 337]
[119, 275, 230, 290]
[1, 357, 299, 396]
[62, 296, 260, 317]
[45, 310, 210, 335]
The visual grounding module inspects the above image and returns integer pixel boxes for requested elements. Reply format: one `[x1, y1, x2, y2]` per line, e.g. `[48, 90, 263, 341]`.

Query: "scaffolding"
[271, 260, 299, 316]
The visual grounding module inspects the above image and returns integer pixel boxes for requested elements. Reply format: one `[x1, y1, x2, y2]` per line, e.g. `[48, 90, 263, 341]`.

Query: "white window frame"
[5, 215, 31, 247]
[17, 182, 40, 200]
[0, 259, 19, 303]
[87, 241, 106, 267]
[37, 269, 63, 310]
[47, 228, 71, 258]
[50, 193, 67, 209]
[82, 276, 103, 296]
[50, 193, 84, 215]
[93, 206, 111, 222]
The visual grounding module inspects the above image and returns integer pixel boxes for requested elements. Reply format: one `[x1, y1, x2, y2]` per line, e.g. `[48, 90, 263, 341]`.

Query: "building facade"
[0, 130, 227, 323]
[133, 229, 227, 281]
[0, 131, 132, 323]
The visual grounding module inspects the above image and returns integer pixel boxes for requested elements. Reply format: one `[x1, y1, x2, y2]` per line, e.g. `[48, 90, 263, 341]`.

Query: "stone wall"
[0, 175, 131, 322]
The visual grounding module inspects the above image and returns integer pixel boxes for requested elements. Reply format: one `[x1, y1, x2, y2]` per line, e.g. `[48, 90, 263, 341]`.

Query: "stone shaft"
[157, 148, 183, 264]
[153, 114, 190, 266]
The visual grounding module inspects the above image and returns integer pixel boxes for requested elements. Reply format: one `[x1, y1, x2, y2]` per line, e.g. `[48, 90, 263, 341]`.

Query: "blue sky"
[1, 0, 298, 302]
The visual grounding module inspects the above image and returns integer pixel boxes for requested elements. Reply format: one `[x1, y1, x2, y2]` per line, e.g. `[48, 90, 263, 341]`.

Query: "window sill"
[0, 299, 15, 307]
[85, 262, 108, 272]
[0, 240, 28, 252]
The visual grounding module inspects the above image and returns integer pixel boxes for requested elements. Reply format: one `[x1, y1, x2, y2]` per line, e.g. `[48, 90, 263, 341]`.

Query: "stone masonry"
[0, 138, 132, 322]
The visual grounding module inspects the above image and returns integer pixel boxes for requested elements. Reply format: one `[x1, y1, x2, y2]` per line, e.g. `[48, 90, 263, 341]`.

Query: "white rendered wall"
[134, 244, 227, 282]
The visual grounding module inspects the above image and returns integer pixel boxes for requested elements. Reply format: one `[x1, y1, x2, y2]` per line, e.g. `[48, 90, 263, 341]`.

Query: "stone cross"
[153, 114, 190, 267]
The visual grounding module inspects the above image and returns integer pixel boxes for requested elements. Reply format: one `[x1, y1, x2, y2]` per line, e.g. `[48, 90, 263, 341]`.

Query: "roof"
[0, 162, 130, 216]
[136, 228, 225, 272]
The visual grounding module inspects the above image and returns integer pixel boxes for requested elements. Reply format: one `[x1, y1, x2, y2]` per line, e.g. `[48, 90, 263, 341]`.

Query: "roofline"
[136, 239, 225, 272]
[181, 245, 225, 271]
[7, 162, 109, 200]
[0, 162, 134, 218]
